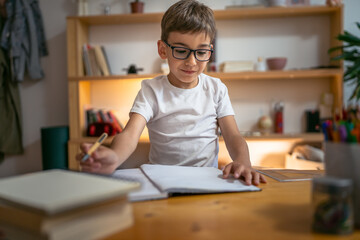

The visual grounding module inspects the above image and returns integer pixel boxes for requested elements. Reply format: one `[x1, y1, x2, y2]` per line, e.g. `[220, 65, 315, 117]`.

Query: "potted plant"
[328, 22, 360, 102]
[130, 0, 144, 14]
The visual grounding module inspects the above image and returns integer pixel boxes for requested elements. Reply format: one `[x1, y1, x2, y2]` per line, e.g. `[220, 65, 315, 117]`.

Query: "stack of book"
[85, 108, 124, 136]
[0, 170, 140, 240]
[82, 44, 112, 76]
[219, 61, 254, 72]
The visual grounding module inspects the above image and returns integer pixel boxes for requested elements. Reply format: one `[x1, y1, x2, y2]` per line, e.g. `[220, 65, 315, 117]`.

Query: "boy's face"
[158, 31, 212, 89]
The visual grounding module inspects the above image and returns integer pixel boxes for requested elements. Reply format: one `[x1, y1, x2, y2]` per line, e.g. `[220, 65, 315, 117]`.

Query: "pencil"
[81, 132, 108, 162]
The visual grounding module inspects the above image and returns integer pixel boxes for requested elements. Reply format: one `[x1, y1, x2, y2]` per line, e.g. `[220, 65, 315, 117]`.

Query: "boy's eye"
[175, 48, 188, 55]
[197, 51, 207, 56]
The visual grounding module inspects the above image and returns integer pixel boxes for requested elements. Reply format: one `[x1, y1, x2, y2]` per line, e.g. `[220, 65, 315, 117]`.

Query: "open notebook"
[112, 164, 261, 202]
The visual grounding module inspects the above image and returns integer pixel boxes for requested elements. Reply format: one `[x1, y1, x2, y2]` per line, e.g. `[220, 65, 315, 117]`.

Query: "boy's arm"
[218, 115, 266, 185]
[110, 113, 147, 165]
[77, 113, 146, 174]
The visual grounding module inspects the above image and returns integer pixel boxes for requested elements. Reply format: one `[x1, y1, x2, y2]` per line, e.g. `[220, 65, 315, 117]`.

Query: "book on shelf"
[93, 45, 111, 76]
[108, 110, 124, 132]
[219, 61, 254, 72]
[0, 169, 140, 240]
[87, 46, 102, 76]
[82, 44, 112, 77]
[112, 164, 261, 202]
[98, 109, 110, 122]
[85, 108, 124, 136]
[82, 44, 92, 76]
[86, 108, 98, 125]
[101, 45, 112, 75]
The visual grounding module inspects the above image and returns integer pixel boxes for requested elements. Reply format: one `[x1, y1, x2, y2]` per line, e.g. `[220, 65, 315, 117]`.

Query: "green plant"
[328, 22, 360, 101]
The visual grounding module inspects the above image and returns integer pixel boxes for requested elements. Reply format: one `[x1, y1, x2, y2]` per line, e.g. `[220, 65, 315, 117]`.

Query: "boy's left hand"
[222, 162, 267, 186]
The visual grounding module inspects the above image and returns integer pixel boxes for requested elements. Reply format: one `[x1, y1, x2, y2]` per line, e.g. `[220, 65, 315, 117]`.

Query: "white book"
[112, 164, 260, 202]
[0, 169, 140, 215]
[0, 169, 140, 240]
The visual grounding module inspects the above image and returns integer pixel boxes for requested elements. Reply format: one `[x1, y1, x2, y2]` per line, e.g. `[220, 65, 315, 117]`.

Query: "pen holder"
[312, 177, 354, 235]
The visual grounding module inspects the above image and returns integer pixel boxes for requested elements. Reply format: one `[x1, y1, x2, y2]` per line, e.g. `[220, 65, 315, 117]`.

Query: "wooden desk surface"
[106, 177, 359, 240]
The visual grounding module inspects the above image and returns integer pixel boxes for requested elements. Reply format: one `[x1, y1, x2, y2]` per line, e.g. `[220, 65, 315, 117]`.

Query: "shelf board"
[209, 68, 343, 81]
[70, 133, 324, 145]
[67, 6, 341, 25]
[68, 73, 160, 82]
[214, 6, 340, 20]
[68, 68, 342, 82]
[242, 133, 324, 142]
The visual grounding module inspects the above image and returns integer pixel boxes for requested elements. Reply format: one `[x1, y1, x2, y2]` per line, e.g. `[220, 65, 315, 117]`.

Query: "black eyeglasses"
[163, 41, 213, 62]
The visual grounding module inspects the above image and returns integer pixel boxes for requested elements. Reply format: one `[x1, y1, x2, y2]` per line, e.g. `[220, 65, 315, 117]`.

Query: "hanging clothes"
[0, 14, 23, 162]
[0, 0, 48, 82]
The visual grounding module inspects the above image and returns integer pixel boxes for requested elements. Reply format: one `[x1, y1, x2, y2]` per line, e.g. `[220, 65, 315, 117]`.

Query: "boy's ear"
[157, 40, 167, 60]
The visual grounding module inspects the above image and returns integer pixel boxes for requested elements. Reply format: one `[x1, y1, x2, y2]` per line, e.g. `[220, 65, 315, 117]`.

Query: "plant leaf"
[331, 49, 359, 61]
[337, 33, 360, 46]
[328, 45, 355, 54]
[350, 84, 360, 101]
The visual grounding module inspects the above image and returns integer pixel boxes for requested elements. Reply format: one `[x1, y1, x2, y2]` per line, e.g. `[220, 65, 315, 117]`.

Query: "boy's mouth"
[181, 69, 197, 74]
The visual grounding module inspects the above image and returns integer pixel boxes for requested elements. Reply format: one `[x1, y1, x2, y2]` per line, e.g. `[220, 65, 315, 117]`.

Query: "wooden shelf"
[68, 68, 342, 82]
[66, 5, 342, 170]
[67, 6, 340, 25]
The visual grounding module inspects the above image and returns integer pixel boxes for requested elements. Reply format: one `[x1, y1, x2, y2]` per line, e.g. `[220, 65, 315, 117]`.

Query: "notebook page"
[140, 164, 260, 193]
[112, 168, 168, 201]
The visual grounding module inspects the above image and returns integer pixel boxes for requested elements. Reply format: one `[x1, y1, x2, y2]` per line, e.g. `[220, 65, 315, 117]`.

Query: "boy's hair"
[161, 0, 216, 43]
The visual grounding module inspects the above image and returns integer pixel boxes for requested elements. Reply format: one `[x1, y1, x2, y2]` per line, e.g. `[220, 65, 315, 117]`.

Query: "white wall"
[0, 0, 76, 177]
[0, 0, 358, 177]
[343, 0, 360, 106]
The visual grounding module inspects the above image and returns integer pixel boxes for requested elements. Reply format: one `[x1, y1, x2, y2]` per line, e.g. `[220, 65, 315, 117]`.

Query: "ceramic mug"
[268, 0, 288, 6]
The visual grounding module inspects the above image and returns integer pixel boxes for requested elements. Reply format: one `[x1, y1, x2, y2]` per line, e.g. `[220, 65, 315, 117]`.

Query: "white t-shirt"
[130, 73, 234, 167]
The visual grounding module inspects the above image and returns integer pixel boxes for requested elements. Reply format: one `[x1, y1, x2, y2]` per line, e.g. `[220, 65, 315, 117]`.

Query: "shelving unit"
[66, 5, 343, 170]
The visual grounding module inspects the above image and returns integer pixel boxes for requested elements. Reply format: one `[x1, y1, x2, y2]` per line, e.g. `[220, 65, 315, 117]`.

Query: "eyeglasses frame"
[163, 40, 213, 62]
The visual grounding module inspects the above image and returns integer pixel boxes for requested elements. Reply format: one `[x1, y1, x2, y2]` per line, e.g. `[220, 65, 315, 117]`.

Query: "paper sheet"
[112, 168, 168, 202]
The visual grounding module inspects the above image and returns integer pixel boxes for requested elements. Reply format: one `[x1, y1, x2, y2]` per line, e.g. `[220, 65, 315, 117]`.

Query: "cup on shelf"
[266, 57, 287, 70]
[268, 0, 288, 7]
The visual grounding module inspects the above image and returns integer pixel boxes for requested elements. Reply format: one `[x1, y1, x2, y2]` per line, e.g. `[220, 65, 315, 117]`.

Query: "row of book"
[86, 109, 124, 136]
[82, 44, 112, 76]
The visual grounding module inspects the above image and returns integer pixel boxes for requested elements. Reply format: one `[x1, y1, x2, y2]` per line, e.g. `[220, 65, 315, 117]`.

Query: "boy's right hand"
[76, 143, 120, 175]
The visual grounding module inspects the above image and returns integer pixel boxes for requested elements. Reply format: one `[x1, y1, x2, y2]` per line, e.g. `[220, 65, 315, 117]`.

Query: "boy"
[77, 0, 266, 186]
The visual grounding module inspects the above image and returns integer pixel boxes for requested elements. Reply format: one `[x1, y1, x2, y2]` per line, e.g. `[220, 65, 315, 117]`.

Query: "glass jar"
[312, 177, 354, 235]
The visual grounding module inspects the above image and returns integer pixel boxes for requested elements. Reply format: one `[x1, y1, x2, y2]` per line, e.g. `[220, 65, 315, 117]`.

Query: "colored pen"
[81, 132, 108, 162]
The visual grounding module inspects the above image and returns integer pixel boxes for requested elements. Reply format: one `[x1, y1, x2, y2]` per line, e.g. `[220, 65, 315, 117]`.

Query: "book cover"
[87, 45, 102, 76]
[108, 110, 124, 133]
[0, 169, 140, 214]
[0, 198, 133, 240]
[0, 170, 140, 239]
[82, 44, 92, 76]
[86, 108, 98, 125]
[98, 109, 109, 123]
[94, 45, 110, 76]
[101, 45, 112, 75]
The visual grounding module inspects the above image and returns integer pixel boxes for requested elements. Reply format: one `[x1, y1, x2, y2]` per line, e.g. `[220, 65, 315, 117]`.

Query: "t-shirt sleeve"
[216, 81, 235, 119]
[130, 80, 155, 122]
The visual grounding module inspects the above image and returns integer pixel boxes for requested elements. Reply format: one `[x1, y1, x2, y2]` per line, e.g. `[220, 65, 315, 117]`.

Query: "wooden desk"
[106, 177, 359, 240]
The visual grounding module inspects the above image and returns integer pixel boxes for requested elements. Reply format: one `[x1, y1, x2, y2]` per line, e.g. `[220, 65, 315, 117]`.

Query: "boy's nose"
[185, 52, 197, 65]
